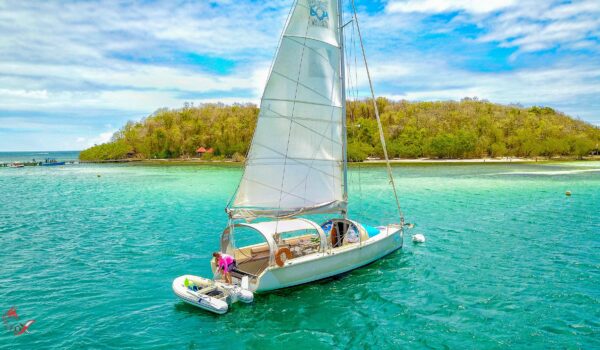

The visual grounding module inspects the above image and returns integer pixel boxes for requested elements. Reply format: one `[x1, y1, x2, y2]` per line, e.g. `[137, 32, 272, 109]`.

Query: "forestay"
[228, 0, 346, 220]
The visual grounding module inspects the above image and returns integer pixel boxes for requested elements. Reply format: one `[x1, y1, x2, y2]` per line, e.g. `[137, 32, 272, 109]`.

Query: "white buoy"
[412, 233, 426, 243]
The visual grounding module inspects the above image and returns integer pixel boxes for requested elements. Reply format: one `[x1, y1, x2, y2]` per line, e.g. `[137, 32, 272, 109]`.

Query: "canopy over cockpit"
[221, 218, 327, 258]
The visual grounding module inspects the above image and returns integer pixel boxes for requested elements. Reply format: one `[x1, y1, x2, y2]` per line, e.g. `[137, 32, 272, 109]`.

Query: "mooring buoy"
[412, 233, 426, 243]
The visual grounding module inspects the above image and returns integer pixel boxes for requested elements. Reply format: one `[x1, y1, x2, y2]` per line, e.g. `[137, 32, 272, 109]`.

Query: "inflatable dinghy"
[172, 275, 253, 314]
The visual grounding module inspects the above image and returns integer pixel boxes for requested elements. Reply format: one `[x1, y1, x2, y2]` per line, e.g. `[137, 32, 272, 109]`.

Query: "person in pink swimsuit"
[213, 252, 236, 284]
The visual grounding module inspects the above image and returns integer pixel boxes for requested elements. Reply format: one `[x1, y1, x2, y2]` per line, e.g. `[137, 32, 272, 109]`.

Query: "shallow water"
[1, 162, 599, 349]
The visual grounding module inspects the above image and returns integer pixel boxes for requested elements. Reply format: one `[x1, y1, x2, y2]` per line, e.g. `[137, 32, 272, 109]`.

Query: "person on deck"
[213, 252, 236, 284]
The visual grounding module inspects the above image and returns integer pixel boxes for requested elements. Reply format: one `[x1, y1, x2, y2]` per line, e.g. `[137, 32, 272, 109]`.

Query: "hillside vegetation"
[79, 98, 599, 161]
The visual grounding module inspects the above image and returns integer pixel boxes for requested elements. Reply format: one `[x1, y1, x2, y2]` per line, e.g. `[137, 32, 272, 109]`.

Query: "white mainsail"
[228, 0, 345, 220]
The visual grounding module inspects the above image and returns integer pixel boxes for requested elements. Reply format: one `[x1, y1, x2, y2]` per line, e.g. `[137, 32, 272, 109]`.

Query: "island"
[79, 98, 599, 162]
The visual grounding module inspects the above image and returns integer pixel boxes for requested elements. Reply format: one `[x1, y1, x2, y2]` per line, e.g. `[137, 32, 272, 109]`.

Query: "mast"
[338, 0, 348, 218]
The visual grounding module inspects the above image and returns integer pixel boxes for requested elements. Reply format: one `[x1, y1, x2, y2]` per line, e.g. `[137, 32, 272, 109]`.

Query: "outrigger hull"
[255, 227, 402, 292]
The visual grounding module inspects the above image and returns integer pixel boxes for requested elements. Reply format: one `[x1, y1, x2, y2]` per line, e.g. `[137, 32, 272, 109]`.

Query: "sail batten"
[228, 0, 344, 220]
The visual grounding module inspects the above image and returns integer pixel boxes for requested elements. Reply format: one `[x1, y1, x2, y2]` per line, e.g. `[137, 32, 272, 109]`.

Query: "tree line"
[79, 98, 599, 161]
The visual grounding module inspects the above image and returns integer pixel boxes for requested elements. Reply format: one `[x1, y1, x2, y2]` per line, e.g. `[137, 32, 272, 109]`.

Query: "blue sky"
[0, 0, 599, 151]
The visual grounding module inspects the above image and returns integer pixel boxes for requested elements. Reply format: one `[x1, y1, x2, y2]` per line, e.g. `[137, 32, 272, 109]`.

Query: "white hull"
[254, 227, 402, 292]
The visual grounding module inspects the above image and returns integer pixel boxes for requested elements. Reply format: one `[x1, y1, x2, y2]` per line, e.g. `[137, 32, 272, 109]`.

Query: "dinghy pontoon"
[172, 275, 253, 314]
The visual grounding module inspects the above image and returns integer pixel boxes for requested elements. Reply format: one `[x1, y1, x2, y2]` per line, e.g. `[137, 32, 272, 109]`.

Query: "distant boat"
[41, 158, 65, 166]
[42, 158, 65, 166]
[8, 162, 25, 168]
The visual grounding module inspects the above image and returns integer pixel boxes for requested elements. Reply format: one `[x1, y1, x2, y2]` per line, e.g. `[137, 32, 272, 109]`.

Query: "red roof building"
[196, 147, 214, 156]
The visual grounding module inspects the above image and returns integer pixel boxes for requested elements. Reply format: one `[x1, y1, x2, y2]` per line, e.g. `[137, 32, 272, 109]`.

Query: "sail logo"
[308, 0, 329, 28]
[2, 306, 35, 336]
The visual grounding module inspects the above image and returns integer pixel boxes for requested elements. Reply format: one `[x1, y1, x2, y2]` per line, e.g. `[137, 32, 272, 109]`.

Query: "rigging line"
[353, 17, 359, 102]
[232, 203, 344, 220]
[232, 200, 342, 211]
[328, 39, 342, 214]
[340, 0, 354, 214]
[350, 8, 364, 210]
[279, 16, 347, 212]
[286, 36, 340, 64]
[276, 13, 316, 220]
[226, 0, 296, 212]
[300, 41, 343, 210]
[358, 161, 363, 204]
[250, 156, 341, 162]
[264, 101, 342, 146]
[343, 15, 356, 123]
[345, 19, 357, 140]
[238, 177, 319, 204]
[251, 133, 340, 203]
[271, 70, 337, 111]
[351, 0, 404, 222]
[296, 76, 339, 209]
[339, 0, 348, 212]
[352, 18, 360, 105]
[249, 141, 342, 180]
[346, 15, 362, 206]
[283, 33, 345, 200]
[285, 34, 341, 50]
[263, 97, 341, 109]
[261, 114, 342, 124]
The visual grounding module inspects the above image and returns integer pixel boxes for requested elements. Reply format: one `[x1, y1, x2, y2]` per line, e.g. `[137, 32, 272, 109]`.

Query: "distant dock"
[0, 160, 79, 167]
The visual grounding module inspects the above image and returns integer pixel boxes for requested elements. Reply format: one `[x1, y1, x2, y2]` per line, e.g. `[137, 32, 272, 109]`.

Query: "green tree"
[79, 100, 600, 161]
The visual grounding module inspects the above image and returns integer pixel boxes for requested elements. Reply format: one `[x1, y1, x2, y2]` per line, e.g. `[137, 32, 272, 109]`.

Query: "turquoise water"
[1, 162, 599, 349]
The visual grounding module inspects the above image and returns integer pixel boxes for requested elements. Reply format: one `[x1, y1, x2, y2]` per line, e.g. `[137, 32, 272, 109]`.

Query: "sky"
[0, 0, 599, 151]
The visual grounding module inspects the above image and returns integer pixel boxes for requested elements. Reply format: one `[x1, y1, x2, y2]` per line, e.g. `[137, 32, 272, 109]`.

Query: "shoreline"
[77, 156, 600, 166]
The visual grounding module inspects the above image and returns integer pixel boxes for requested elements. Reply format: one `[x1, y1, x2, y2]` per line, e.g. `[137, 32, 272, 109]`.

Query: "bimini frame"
[220, 218, 375, 266]
[220, 218, 327, 266]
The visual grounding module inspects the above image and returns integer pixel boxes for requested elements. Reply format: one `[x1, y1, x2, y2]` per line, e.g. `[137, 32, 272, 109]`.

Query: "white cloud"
[0, 0, 279, 122]
[365, 56, 600, 120]
[73, 130, 117, 148]
[387, 0, 515, 15]
[0, 1, 290, 63]
[0, 61, 269, 113]
[387, 0, 600, 54]
[89, 130, 116, 147]
[0, 89, 48, 99]
[0, 0, 598, 151]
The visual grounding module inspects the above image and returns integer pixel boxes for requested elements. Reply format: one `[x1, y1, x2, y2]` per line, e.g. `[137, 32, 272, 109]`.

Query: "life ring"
[330, 226, 338, 247]
[275, 247, 292, 267]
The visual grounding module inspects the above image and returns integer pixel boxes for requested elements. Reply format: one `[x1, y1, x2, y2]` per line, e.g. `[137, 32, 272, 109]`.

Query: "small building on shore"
[196, 147, 214, 157]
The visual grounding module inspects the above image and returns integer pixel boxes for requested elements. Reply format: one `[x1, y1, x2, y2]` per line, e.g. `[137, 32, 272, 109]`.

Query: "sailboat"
[174, 0, 406, 312]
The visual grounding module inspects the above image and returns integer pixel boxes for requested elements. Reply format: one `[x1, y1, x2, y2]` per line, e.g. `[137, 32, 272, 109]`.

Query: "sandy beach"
[76, 155, 600, 166]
